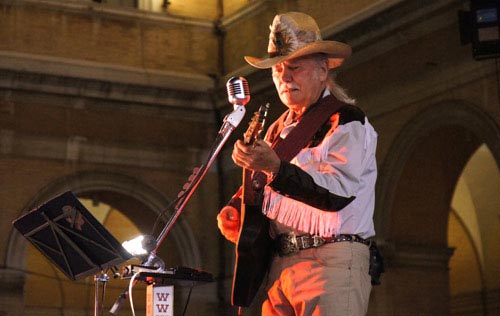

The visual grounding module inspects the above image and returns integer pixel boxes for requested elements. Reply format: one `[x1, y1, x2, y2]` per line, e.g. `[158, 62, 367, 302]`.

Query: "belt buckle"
[312, 235, 325, 247]
[278, 232, 299, 256]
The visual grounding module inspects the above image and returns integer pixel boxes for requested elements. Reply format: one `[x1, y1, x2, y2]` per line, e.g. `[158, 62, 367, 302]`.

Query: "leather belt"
[275, 232, 371, 256]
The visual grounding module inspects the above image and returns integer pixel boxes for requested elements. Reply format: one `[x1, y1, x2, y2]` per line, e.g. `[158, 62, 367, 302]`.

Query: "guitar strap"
[249, 94, 346, 197]
[271, 94, 346, 159]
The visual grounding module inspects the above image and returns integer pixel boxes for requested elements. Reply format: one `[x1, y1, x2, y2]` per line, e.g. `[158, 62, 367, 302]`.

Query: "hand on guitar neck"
[232, 102, 279, 176]
[232, 139, 280, 176]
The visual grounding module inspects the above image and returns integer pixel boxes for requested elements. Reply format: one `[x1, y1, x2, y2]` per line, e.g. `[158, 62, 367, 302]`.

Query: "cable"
[128, 272, 141, 316]
[149, 195, 182, 236]
[181, 284, 195, 316]
[149, 164, 204, 236]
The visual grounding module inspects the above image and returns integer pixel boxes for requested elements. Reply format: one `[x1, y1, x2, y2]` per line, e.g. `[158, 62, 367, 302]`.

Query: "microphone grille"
[227, 77, 251, 106]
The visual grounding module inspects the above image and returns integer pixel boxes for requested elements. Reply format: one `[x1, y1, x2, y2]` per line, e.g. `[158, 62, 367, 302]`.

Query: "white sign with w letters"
[146, 284, 174, 316]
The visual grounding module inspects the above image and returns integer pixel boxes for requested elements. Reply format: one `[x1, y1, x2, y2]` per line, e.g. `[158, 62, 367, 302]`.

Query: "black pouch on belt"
[368, 241, 384, 285]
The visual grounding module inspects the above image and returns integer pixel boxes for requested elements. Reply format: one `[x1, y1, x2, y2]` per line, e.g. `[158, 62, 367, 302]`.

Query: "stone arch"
[7, 170, 202, 272]
[372, 100, 500, 315]
[376, 100, 500, 244]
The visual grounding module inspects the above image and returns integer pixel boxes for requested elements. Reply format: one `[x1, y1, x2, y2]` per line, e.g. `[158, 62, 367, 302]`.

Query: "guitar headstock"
[243, 103, 269, 145]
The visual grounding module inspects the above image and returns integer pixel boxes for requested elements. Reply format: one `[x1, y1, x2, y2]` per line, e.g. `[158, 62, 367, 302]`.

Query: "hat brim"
[244, 41, 351, 69]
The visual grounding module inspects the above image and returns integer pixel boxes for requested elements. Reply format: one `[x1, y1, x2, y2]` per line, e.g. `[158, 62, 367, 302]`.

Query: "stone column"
[0, 269, 26, 316]
[368, 242, 454, 316]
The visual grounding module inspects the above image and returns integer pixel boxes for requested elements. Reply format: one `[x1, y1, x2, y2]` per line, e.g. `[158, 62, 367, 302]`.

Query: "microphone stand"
[109, 104, 246, 315]
[154, 103, 246, 252]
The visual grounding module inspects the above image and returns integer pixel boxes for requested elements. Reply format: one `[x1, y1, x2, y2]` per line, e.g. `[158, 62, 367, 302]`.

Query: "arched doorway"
[449, 144, 500, 315]
[375, 100, 500, 315]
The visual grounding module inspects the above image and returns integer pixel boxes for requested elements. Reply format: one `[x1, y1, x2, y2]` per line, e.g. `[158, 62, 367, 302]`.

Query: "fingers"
[253, 139, 270, 149]
[219, 206, 240, 223]
[232, 140, 253, 169]
[216, 206, 240, 244]
[234, 139, 251, 152]
[232, 139, 281, 173]
[232, 140, 265, 166]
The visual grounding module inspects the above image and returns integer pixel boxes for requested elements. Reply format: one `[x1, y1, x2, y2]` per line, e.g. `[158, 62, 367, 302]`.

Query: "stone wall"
[1, 0, 500, 315]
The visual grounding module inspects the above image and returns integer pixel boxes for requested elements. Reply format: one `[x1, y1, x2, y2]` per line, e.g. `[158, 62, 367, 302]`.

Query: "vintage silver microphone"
[222, 77, 250, 130]
[227, 76, 251, 108]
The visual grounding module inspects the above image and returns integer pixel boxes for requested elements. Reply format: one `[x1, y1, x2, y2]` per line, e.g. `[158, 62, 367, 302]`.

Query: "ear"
[318, 60, 329, 81]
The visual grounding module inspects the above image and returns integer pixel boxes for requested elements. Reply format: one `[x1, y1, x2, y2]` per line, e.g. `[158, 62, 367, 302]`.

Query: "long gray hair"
[314, 53, 356, 105]
[327, 74, 356, 105]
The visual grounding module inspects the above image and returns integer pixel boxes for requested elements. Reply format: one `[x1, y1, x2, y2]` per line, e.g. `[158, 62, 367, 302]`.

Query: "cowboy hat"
[245, 12, 351, 69]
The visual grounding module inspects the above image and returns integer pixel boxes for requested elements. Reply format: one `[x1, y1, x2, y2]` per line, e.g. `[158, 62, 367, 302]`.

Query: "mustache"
[280, 84, 299, 92]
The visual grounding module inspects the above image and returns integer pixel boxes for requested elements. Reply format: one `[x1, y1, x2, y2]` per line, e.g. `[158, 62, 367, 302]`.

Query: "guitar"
[232, 104, 273, 307]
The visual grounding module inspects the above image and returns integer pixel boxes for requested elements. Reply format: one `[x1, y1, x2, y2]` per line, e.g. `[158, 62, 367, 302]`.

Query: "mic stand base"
[94, 272, 110, 316]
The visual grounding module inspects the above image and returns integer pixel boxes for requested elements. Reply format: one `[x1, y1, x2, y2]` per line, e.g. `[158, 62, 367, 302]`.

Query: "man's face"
[272, 56, 328, 113]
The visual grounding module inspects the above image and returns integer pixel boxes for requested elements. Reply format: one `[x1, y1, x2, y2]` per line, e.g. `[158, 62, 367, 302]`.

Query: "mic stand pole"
[109, 104, 246, 315]
[153, 104, 246, 252]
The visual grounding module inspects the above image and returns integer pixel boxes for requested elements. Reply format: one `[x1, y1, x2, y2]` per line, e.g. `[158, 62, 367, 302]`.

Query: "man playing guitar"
[217, 11, 378, 316]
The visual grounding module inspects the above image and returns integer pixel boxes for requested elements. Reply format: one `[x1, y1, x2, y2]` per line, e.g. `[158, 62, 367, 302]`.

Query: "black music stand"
[13, 191, 132, 315]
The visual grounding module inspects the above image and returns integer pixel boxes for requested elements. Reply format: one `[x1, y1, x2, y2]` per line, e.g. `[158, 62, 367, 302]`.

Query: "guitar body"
[231, 104, 273, 307]
[232, 170, 273, 307]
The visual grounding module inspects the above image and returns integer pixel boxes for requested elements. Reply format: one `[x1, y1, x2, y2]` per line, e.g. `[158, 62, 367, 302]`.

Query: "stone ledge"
[0, 128, 215, 171]
[4, 0, 214, 28]
[0, 50, 214, 92]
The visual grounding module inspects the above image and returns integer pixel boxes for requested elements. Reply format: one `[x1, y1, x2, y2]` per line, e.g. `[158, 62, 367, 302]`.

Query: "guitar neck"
[242, 168, 254, 205]
[240, 103, 269, 206]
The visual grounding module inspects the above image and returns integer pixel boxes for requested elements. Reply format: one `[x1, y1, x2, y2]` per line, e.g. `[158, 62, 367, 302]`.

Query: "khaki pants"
[262, 241, 372, 316]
